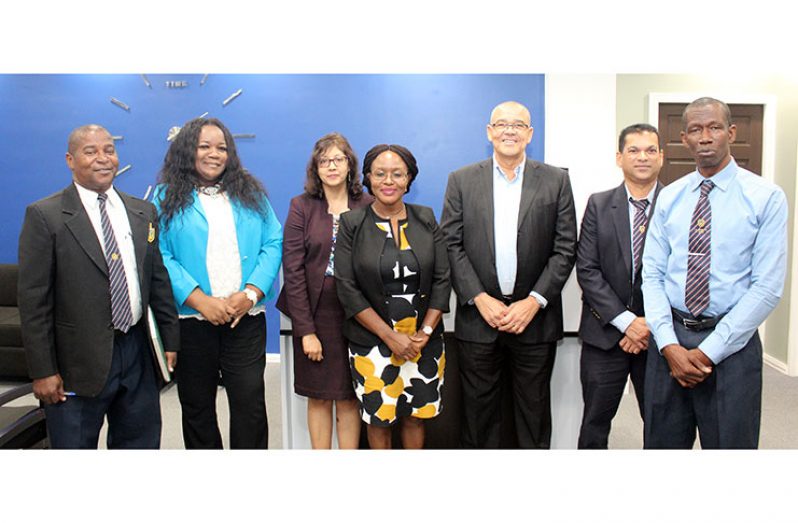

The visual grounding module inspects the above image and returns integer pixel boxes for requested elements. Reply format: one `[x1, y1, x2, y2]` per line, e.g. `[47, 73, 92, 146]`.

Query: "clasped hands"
[474, 292, 539, 335]
[662, 343, 714, 388]
[386, 330, 431, 361]
[619, 317, 650, 354]
[197, 291, 254, 328]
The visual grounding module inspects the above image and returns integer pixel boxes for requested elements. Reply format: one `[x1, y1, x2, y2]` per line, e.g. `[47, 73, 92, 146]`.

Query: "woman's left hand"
[227, 291, 253, 328]
[409, 331, 430, 354]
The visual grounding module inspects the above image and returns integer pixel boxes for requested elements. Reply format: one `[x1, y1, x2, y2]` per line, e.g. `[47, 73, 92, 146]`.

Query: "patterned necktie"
[630, 198, 650, 275]
[97, 192, 133, 333]
[685, 180, 715, 317]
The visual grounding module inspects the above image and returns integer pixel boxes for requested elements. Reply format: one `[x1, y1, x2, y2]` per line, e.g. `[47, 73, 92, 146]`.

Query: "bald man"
[441, 101, 577, 448]
[18, 124, 179, 448]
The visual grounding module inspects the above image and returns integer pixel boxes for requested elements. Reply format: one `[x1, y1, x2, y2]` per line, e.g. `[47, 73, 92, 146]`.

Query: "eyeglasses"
[490, 122, 530, 132]
[318, 156, 348, 168]
[369, 171, 409, 182]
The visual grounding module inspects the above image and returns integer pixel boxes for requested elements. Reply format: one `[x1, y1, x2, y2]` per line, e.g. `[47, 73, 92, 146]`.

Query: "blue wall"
[0, 74, 545, 352]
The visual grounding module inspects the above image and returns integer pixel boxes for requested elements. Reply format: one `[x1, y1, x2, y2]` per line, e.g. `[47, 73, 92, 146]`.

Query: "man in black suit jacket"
[441, 101, 577, 448]
[576, 123, 663, 448]
[17, 124, 179, 449]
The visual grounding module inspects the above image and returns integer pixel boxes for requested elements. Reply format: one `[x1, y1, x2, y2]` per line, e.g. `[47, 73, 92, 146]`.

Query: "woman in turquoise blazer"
[153, 117, 282, 449]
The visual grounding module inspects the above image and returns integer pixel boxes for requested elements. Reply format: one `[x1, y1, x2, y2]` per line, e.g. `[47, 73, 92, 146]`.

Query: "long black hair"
[157, 117, 269, 225]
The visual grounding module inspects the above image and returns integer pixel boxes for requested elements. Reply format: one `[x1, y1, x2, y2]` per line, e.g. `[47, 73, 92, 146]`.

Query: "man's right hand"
[32, 374, 66, 405]
[625, 317, 650, 345]
[473, 292, 509, 330]
[661, 344, 712, 388]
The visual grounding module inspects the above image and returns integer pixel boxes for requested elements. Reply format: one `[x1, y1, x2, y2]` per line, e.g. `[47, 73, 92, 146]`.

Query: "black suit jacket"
[440, 157, 577, 344]
[576, 182, 662, 349]
[275, 192, 372, 337]
[17, 184, 180, 396]
[334, 203, 451, 347]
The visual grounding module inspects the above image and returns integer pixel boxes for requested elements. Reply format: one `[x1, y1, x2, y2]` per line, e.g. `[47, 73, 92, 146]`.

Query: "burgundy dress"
[276, 192, 372, 400]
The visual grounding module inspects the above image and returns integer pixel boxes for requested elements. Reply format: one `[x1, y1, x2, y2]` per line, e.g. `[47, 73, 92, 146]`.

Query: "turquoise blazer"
[152, 185, 283, 316]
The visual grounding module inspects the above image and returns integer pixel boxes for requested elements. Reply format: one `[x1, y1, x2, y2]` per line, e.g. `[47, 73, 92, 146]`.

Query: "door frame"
[646, 92, 787, 373]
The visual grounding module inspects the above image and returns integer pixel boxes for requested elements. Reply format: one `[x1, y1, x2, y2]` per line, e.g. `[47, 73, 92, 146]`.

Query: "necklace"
[197, 183, 223, 196]
[372, 202, 405, 219]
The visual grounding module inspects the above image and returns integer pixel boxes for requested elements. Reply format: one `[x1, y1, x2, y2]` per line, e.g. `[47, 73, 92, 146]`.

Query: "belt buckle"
[682, 317, 702, 330]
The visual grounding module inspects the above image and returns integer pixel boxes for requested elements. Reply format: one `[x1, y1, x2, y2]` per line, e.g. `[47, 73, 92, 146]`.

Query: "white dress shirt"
[74, 182, 143, 325]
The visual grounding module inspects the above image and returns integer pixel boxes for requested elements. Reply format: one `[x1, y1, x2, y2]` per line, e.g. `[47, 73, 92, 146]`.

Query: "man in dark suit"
[576, 123, 663, 449]
[441, 100, 577, 448]
[17, 124, 179, 449]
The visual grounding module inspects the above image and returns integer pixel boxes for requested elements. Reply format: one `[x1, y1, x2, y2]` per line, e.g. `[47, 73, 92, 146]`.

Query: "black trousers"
[578, 341, 647, 449]
[644, 322, 762, 449]
[177, 314, 268, 449]
[44, 323, 161, 449]
[457, 334, 556, 449]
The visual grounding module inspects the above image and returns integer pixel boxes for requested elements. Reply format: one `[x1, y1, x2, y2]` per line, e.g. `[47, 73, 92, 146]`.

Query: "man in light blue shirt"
[641, 97, 787, 449]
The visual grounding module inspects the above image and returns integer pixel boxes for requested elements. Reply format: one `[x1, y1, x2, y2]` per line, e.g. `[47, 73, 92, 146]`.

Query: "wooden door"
[657, 103, 763, 185]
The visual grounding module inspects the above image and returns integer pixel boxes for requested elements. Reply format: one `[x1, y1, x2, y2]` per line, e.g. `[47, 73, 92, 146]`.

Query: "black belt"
[671, 308, 725, 331]
[114, 320, 142, 338]
[501, 295, 514, 305]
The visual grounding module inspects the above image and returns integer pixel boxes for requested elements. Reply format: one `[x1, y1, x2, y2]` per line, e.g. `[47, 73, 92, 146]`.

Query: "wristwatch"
[421, 325, 433, 336]
[243, 288, 258, 306]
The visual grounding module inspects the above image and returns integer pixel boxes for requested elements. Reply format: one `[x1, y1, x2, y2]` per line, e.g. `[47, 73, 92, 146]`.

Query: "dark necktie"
[97, 192, 133, 333]
[685, 180, 715, 317]
[630, 198, 650, 275]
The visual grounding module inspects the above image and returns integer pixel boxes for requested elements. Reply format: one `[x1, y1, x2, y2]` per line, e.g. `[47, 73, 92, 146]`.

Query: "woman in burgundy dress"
[276, 133, 372, 449]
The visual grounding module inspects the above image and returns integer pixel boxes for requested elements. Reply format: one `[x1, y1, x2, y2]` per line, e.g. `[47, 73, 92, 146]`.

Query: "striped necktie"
[630, 198, 649, 275]
[685, 180, 715, 317]
[97, 192, 133, 333]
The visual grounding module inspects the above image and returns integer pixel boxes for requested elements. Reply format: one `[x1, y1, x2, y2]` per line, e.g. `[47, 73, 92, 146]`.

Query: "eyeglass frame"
[318, 155, 348, 168]
[490, 121, 531, 132]
[368, 171, 410, 182]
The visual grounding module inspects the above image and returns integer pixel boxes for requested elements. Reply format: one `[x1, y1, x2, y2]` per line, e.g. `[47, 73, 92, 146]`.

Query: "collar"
[623, 182, 657, 204]
[688, 157, 737, 193]
[492, 153, 526, 183]
[74, 181, 121, 210]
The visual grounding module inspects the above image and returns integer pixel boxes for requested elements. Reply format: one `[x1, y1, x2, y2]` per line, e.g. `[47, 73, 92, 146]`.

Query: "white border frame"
[786, 148, 798, 376]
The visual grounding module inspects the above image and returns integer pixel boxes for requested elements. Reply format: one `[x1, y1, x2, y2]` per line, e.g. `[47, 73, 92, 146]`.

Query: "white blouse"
[180, 191, 265, 320]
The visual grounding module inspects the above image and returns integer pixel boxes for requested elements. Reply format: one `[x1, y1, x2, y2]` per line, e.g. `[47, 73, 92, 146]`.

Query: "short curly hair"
[361, 144, 418, 195]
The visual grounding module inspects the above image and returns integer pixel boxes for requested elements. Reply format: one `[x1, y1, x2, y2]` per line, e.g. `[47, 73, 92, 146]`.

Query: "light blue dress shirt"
[492, 154, 547, 307]
[641, 159, 787, 364]
[609, 183, 657, 335]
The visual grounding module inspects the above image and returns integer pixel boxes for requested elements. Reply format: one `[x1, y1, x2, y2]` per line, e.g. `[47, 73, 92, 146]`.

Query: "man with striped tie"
[641, 98, 788, 449]
[575, 123, 663, 449]
[18, 124, 179, 448]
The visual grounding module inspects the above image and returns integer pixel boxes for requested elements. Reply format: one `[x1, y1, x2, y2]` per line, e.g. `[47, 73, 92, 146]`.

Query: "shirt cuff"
[610, 311, 636, 334]
[697, 333, 724, 365]
[529, 291, 547, 308]
[653, 327, 679, 354]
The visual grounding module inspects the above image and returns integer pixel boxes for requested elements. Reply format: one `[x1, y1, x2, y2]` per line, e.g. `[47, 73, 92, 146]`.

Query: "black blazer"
[334, 203, 451, 347]
[440, 157, 577, 344]
[275, 192, 373, 337]
[576, 182, 662, 350]
[17, 184, 180, 396]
